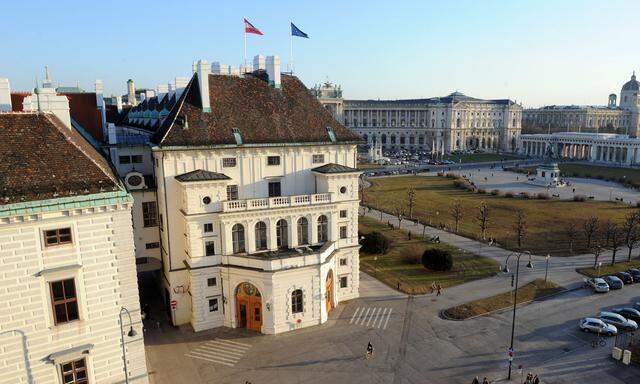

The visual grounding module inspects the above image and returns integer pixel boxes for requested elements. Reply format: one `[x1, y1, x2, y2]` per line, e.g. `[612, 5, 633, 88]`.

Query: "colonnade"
[520, 140, 640, 165]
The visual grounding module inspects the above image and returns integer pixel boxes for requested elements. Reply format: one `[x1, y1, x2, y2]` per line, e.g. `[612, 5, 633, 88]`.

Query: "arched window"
[297, 217, 309, 245]
[381, 134, 387, 144]
[232, 224, 245, 253]
[255, 221, 267, 251]
[317, 215, 328, 243]
[291, 289, 303, 313]
[276, 219, 288, 249]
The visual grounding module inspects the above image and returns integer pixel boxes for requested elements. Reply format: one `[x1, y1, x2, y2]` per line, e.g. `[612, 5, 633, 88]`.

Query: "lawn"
[365, 175, 637, 256]
[576, 259, 640, 278]
[359, 216, 499, 294]
[442, 279, 564, 320]
[441, 153, 522, 164]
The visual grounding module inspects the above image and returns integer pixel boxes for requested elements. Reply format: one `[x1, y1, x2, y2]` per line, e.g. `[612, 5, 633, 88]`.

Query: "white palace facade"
[106, 55, 363, 334]
[313, 82, 523, 154]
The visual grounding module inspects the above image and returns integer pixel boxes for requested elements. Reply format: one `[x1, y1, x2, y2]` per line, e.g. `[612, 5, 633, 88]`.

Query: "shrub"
[477, 188, 486, 194]
[536, 192, 551, 200]
[504, 192, 515, 198]
[437, 171, 445, 177]
[361, 232, 391, 254]
[404, 244, 426, 264]
[445, 173, 458, 179]
[491, 189, 500, 196]
[422, 248, 454, 271]
[519, 192, 530, 199]
[573, 194, 586, 202]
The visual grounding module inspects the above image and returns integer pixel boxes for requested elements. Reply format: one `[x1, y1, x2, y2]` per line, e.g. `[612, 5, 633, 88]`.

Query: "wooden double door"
[236, 283, 262, 332]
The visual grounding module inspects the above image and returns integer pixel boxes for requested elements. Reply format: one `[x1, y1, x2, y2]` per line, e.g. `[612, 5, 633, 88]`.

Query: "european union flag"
[291, 23, 309, 38]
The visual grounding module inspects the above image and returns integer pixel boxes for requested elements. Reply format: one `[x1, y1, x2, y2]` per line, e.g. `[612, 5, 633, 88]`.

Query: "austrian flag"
[244, 18, 263, 35]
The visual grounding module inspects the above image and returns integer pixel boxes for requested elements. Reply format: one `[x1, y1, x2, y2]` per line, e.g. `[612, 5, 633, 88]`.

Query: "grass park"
[358, 216, 499, 294]
[364, 175, 639, 256]
[441, 152, 522, 164]
[508, 163, 640, 186]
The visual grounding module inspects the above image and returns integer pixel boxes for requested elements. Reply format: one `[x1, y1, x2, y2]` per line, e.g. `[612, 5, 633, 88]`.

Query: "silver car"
[599, 311, 638, 331]
[584, 277, 609, 293]
[579, 317, 617, 336]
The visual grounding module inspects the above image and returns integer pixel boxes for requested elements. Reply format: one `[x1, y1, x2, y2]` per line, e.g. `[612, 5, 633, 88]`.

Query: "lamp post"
[501, 251, 533, 381]
[119, 307, 137, 384]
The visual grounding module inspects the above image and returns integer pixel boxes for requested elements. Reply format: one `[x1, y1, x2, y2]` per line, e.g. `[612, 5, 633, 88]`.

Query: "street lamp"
[119, 307, 137, 384]
[501, 251, 533, 381]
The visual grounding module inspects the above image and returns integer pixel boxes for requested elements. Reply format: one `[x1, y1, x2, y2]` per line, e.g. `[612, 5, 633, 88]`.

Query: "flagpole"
[243, 18, 247, 67]
[289, 23, 294, 74]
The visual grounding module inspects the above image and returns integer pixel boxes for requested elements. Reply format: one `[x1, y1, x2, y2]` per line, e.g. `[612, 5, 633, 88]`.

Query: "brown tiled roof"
[61, 92, 104, 142]
[154, 72, 363, 147]
[0, 113, 122, 205]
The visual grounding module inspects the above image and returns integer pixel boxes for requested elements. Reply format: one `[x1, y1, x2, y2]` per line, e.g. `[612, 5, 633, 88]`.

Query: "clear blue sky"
[2, 0, 639, 107]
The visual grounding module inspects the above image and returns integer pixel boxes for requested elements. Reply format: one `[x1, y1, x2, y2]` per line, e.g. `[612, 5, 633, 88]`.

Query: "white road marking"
[185, 353, 236, 367]
[350, 307, 361, 324]
[368, 308, 380, 327]
[383, 308, 393, 329]
[376, 308, 388, 329]
[360, 307, 371, 325]
[185, 338, 251, 367]
[218, 339, 251, 348]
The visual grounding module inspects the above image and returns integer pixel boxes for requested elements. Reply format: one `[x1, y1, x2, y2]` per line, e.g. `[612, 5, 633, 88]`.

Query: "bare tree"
[604, 220, 621, 266]
[406, 187, 416, 220]
[513, 210, 526, 250]
[476, 201, 490, 240]
[583, 216, 599, 250]
[565, 221, 578, 254]
[623, 211, 640, 261]
[393, 204, 406, 229]
[450, 200, 464, 233]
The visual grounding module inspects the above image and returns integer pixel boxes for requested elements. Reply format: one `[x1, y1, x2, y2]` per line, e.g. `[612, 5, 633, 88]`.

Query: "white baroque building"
[313, 82, 523, 153]
[0, 92, 147, 383]
[108, 56, 363, 334]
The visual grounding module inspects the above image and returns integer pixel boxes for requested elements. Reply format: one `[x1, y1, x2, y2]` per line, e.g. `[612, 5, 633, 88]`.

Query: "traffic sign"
[170, 299, 177, 310]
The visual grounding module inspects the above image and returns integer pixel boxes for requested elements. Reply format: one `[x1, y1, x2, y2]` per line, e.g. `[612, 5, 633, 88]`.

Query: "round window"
[202, 196, 211, 205]
[127, 175, 142, 187]
[340, 186, 347, 194]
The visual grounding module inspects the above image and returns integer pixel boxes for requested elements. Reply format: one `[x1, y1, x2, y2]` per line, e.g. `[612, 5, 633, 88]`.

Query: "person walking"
[471, 376, 480, 384]
[532, 374, 540, 384]
[436, 283, 442, 296]
[482, 377, 489, 384]
[366, 341, 374, 359]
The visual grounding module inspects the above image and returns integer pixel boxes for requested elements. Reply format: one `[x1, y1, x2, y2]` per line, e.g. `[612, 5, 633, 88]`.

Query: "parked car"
[603, 275, 624, 290]
[611, 308, 640, 322]
[579, 317, 618, 336]
[584, 277, 610, 293]
[628, 268, 640, 283]
[614, 271, 634, 285]
[599, 311, 638, 331]
[635, 302, 640, 311]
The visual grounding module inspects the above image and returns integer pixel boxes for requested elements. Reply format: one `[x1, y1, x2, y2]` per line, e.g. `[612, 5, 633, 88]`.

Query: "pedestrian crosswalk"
[185, 338, 251, 367]
[349, 306, 393, 329]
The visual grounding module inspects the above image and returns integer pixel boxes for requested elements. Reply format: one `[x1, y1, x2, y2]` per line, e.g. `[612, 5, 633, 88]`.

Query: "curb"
[439, 285, 581, 321]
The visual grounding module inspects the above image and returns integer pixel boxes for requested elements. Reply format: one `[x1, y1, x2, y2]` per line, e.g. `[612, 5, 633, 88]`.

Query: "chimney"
[266, 55, 281, 89]
[127, 79, 137, 106]
[116, 95, 123, 112]
[23, 88, 72, 129]
[95, 80, 107, 140]
[0, 78, 11, 112]
[192, 61, 198, 74]
[195, 60, 211, 112]
[253, 55, 265, 72]
[175, 77, 189, 97]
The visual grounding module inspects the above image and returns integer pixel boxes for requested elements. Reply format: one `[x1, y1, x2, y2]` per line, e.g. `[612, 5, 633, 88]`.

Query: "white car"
[599, 311, 638, 331]
[579, 317, 617, 336]
[584, 277, 610, 293]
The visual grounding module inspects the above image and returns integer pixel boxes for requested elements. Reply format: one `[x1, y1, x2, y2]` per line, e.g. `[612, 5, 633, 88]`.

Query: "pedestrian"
[436, 284, 442, 296]
[482, 377, 489, 384]
[532, 374, 540, 384]
[472, 376, 480, 384]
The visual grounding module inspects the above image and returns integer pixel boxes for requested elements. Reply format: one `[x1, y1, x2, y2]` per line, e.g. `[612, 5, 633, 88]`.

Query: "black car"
[628, 268, 640, 283]
[612, 308, 640, 322]
[615, 272, 634, 285]
[604, 275, 624, 289]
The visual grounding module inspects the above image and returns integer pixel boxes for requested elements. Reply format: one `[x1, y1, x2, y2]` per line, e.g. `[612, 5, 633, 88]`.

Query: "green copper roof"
[0, 190, 132, 218]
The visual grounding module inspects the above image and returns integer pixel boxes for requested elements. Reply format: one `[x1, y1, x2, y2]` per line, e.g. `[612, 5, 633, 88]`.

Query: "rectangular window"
[142, 202, 158, 227]
[205, 241, 215, 256]
[226, 185, 238, 200]
[207, 278, 217, 287]
[50, 279, 79, 325]
[339, 210, 347, 218]
[340, 276, 348, 288]
[44, 227, 72, 247]
[209, 298, 218, 312]
[267, 156, 280, 166]
[222, 157, 237, 167]
[204, 223, 213, 233]
[340, 226, 348, 239]
[339, 258, 347, 266]
[60, 358, 88, 384]
[145, 242, 159, 249]
[131, 155, 143, 164]
[119, 155, 131, 164]
[135, 257, 148, 265]
[268, 181, 281, 197]
[312, 154, 325, 164]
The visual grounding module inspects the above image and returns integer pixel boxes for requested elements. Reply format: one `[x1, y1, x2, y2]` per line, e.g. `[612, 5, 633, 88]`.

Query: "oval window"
[203, 196, 211, 205]
[340, 186, 347, 194]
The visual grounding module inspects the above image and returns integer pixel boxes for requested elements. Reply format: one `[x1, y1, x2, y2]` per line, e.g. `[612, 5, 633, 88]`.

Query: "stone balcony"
[221, 193, 334, 213]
